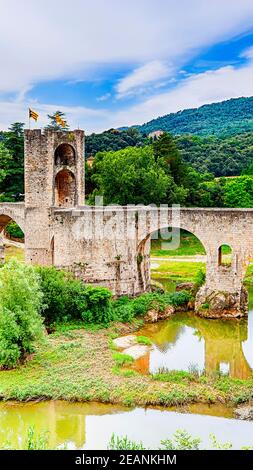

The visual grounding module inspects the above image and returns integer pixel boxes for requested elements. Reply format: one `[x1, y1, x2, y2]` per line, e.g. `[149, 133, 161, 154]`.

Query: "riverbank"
[0, 322, 252, 408]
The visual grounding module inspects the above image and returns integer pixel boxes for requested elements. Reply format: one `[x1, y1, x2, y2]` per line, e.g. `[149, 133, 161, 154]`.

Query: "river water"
[0, 401, 253, 450]
[133, 280, 253, 379]
[0, 282, 253, 449]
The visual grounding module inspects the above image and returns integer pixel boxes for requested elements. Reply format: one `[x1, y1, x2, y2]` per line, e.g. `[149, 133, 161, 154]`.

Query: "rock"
[150, 280, 165, 293]
[122, 344, 152, 360]
[144, 309, 158, 323]
[195, 285, 248, 318]
[176, 282, 195, 292]
[187, 300, 195, 310]
[234, 406, 253, 420]
[158, 305, 175, 320]
[113, 334, 137, 349]
[144, 304, 175, 323]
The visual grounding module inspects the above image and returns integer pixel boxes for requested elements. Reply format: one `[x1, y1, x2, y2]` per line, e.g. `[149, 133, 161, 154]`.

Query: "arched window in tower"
[54, 143, 75, 166]
[55, 169, 76, 207]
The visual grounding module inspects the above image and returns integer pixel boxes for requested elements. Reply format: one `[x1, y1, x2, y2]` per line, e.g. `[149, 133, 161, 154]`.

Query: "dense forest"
[85, 127, 147, 157]
[135, 97, 253, 137]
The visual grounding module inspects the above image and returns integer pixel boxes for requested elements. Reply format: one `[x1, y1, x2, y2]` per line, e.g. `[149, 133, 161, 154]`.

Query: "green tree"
[90, 146, 187, 205]
[0, 123, 25, 199]
[45, 110, 69, 131]
[224, 175, 253, 207]
[153, 132, 186, 184]
[0, 143, 12, 187]
[0, 260, 44, 368]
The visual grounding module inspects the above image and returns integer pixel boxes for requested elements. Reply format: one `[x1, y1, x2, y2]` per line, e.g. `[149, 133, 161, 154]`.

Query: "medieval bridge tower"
[1, 128, 253, 318]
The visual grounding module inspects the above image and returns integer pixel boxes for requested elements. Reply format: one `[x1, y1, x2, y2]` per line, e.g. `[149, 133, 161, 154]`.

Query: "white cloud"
[0, 0, 253, 94]
[116, 61, 172, 97]
[108, 60, 253, 129]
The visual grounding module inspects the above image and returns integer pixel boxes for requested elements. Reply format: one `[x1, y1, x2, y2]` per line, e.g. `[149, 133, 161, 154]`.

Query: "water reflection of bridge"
[0, 401, 128, 450]
[135, 313, 252, 379]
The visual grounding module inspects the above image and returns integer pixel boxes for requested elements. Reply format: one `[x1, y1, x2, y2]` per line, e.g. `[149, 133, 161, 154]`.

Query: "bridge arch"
[0, 204, 25, 234]
[137, 224, 207, 292]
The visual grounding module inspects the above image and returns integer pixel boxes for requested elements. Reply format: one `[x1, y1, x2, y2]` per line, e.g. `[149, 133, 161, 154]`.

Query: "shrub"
[0, 260, 44, 368]
[5, 221, 24, 240]
[36, 267, 114, 325]
[81, 285, 113, 324]
[194, 269, 206, 288]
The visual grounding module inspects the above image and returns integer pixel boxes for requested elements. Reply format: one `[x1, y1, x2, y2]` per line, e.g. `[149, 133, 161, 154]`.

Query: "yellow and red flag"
[29, 108, 39, 121]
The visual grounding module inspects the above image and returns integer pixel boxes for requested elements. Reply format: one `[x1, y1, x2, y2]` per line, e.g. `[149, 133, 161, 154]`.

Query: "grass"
[0, 325, 252, 407]
[151, 230, 206, 257]
[136, 335, 152, 346]
[152, 260, 205, 283]
[5, 245, 24, 262]
[112, 352, 134, 367]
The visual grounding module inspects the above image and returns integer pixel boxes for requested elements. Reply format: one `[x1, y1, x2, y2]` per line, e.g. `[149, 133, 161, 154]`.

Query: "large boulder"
[144, 305, 175, 323]
[176, 282, 195, 292]
[195, 285, 248, 318]
[234, 406, 253, 420]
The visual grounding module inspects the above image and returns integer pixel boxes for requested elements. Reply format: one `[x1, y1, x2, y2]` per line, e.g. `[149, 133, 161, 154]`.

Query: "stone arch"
[54, 169, 76, 207]
[54, 143, 75, 166]
[137, 225, 207, 291]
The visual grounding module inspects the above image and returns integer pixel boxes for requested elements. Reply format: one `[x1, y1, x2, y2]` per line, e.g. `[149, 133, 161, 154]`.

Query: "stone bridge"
[1, 128, 253, 318]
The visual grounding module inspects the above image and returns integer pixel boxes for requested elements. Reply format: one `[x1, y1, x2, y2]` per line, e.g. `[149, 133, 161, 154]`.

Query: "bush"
[80, 285, 113, 324]
[0, 260, 44, 368]
[5, 221, 24, 240]
[36, 267, 114, 325]
[113, 291, 191, 323]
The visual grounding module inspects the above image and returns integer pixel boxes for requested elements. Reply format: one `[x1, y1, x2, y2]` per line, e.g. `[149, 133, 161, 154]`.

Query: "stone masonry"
[1, 129, 253, 317]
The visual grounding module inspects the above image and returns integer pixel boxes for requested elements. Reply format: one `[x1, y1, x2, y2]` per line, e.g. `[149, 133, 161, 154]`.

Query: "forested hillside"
[176, 133, 253, 176]
[85, 127, 147, 157]
[136, 97, 253, 137]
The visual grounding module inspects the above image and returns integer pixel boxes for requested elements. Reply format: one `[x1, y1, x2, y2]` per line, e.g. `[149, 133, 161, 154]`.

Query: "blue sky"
[0, 0, 253, 133]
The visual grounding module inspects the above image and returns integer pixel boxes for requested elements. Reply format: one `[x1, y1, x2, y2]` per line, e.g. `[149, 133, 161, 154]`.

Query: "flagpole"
[29, 109, 31, 130]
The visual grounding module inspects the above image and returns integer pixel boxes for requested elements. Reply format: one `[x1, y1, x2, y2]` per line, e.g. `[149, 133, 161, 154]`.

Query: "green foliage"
[112, 352, 134, 367]
[4, 221, 24, 239]
[108, 430, 243, 450]
[80, 285, 113, 324]
[0, 142, 12, 186]
[137, 97, 253, 138]
[136, 335, 152, 345]
[177, 133, 253, 177]
[86, 127, 147, 156]
[194, 269, 206, 288]
[152, 369, 194, 383]
[153, 132, 186, 184]
[36, 266, 113, 325]
[89, 145, 187, 205]
[160, 429, 201, 450]
[0, 260, 44, 368]
[108, 433, 145, 450]
[25, 426, 49, 450]
[0, 122, 25, 199]
[45, 110, 69, 131]
[113, 291, 190, 323]
[223, 175, 253, 207]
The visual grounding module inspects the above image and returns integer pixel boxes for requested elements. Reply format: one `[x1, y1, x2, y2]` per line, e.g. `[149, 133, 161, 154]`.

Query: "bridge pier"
[195, 250, 248, 318]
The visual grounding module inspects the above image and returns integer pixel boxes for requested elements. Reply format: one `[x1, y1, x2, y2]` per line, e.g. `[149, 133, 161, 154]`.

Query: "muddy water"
[0, 401, 252, 450]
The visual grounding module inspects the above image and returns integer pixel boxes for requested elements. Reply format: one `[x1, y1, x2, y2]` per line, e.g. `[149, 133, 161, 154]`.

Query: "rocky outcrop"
[234, 406, 253, 420]
[144, 305, 175, 323]
[176, 282, 195, 292]
[195, 285, 248, 318]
